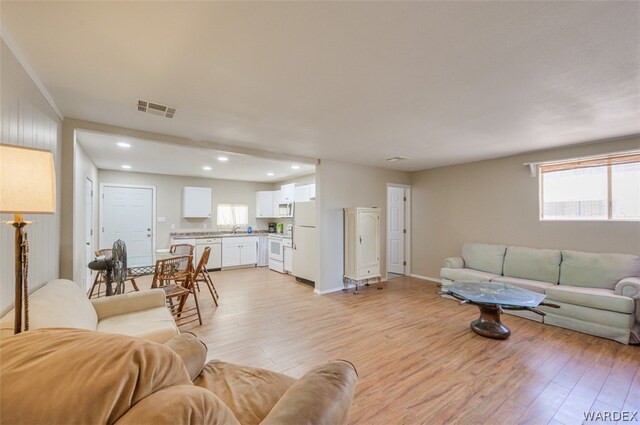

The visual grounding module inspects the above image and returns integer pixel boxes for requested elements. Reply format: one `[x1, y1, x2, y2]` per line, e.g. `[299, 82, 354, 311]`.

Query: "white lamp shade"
[0, 144, 56, 214]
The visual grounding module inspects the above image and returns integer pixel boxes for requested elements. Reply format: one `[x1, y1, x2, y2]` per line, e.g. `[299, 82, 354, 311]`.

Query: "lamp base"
[9, 213, 30, 334]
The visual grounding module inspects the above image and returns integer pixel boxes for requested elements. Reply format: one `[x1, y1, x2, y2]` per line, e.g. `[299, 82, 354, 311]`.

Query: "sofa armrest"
[615, 277, 640, 298]
[260, 360, 358, 425]
[164, 333, 208, 381]
[443, 256, 464, 269]
[91, 289, 166, 321]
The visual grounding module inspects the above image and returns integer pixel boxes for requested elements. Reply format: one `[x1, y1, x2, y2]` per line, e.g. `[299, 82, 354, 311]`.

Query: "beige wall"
[316, 160, 410, 293]
[0, 39, 62, 315]
[98, 169, 273, 249]
[410, 136, 640, 280]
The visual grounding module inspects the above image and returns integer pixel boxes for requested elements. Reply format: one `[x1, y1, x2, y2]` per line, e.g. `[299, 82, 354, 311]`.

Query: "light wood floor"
[141, 268, 639, 425]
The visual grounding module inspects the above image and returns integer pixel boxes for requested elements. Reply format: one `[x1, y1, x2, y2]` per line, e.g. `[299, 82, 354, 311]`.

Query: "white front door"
[84, 178, 94, 291]
[387, 186, 405, 275]
[101, 186, 153, 258]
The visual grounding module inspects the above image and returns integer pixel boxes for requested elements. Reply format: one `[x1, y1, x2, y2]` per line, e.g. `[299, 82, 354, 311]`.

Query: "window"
[216, 204, 248, 228]
[540, 153, 640, 221]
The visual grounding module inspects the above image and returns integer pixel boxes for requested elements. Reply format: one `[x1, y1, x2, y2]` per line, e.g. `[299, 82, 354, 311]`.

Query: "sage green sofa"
[440, 242, 640, 344]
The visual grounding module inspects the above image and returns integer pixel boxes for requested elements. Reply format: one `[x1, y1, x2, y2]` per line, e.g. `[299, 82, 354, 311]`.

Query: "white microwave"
[279, 203, 293, 216]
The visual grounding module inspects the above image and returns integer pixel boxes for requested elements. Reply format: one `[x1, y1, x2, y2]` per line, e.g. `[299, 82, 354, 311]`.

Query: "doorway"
[387, 184, 411, 280]
[84, 177, 94, 291]
[100, 184, 155, 258]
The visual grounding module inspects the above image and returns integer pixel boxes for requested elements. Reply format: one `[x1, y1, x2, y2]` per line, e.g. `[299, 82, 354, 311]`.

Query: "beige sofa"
[0, 329, 358, 425]
[0, 279, 178, 342]
[440, 242, 640, 344]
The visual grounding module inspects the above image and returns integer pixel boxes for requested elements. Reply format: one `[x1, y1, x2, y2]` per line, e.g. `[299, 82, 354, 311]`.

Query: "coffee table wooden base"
[470, 305, 511, 340]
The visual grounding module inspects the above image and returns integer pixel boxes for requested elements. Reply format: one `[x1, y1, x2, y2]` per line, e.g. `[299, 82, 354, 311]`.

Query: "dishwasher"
[195, 238, 222, 270]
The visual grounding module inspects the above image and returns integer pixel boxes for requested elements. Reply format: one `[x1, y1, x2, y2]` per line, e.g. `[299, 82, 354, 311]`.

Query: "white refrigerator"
[293, 201, 317, 283]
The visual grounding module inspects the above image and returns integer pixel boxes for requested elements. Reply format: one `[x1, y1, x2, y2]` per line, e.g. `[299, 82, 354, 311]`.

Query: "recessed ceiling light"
[217, 156, 229, 162]
[202, 166, 212, 171]
[121, 165, 132, 169]
[291, 165, 300, 170]
[117, 142, 131, 148]
[267, 172, 275, 176]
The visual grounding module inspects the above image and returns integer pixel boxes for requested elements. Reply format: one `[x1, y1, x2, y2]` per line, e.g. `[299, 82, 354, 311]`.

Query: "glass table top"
[127, 253, 182, 268]
[447, 281, 546, 307]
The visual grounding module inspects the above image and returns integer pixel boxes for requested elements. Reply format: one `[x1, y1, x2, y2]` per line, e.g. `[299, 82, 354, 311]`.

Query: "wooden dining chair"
[193, 247, 219, 306]
[155, 255, 202, 326]
[88, 248, 139, 298]
[170, 244, 194, 256]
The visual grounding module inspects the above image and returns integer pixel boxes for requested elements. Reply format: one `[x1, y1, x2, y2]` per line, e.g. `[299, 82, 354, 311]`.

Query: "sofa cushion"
[559, 250, 640, 290]
[461, 242, 506, 275]
[491, 276, 555, 294]
[441, 268, 498, 283]
[97, 306, 179, 343]
[0, 279, 97, 332]
[194, 360, 296, 425]
[503, 246, 561, 284]
[545, 285, 635, 314]
[0, 329, 192, 425]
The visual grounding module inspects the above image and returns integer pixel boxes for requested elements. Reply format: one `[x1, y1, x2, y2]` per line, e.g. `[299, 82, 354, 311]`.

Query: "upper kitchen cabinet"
[272, 189, 282, 214]
[183, 186, 212, 218]
[309, 183, 316, 199]
[280, 183, 295, 203]
[294, 185, 310, 202]
[256, 191, 275, 218]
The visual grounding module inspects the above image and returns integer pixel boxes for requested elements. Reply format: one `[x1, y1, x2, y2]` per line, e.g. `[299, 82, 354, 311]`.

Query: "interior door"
[387, 187, 405, 274]
[84, 178, 94, 291]
[358, 210, 380, 276]
[102, 186, 153, 258]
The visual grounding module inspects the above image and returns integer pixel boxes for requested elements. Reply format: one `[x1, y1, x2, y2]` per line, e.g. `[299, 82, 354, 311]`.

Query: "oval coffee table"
[442, 281, 559, 340]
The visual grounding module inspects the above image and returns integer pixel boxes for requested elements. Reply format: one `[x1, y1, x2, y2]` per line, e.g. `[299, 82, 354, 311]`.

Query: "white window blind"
[540, 153, 640, 221]
[216, 204, 249, 228]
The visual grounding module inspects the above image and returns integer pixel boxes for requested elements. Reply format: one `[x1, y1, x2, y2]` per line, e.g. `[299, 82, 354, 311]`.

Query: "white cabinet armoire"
[343, 208, 381, 287]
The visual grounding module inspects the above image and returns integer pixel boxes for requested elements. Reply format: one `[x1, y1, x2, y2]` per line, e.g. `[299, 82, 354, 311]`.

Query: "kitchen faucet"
[232, 225, 241, 234]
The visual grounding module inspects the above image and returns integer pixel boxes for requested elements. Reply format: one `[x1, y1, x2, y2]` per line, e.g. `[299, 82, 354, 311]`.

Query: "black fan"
[88, 240, 128, 296]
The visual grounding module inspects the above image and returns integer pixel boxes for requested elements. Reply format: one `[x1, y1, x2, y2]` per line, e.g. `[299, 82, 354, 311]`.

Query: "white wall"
[72, 142, 98, 291]
[0, 39, 62, 315]
[315, 160, 410, 293]
[410, 136, 640, 280]
[98, 169, 273, 249]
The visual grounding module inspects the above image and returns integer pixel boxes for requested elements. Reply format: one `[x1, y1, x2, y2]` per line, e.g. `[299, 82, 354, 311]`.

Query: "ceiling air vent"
[386, 156, 410, 163]
[137, 99, 176, 118]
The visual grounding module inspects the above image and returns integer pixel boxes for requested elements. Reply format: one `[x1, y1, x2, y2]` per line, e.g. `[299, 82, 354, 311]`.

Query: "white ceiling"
[76, 130, 314, 182]
[2, 1, 639, 171]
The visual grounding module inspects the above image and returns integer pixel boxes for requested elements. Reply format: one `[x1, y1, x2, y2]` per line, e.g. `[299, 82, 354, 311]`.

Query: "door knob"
[86, 242, 90, 245]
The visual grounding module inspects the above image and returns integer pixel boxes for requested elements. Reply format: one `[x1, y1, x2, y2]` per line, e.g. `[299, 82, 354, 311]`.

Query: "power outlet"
[171, 224, 176, 230]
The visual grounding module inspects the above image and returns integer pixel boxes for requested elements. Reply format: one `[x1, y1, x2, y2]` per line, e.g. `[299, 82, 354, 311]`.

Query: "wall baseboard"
[409, 274, 441, 284]
[314, 286, 345, 295]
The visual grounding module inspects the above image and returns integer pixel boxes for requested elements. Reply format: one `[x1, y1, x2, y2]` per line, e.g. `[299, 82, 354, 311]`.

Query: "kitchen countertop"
[171, 230, 288, 239]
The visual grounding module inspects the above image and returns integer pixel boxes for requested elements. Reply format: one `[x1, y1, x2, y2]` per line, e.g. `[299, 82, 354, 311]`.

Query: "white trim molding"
[314, 286, 345, 295]
[0, 25, 64, 120]
[409, 274, 441, 284]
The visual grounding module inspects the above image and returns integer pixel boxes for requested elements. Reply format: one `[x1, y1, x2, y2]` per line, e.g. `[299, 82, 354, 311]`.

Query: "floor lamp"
[0, 144, 56, 334]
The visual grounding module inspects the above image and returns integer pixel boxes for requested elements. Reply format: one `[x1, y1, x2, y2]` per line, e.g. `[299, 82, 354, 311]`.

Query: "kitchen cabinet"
[255, 191, 275, 218]
[343, 207, 381, 281]
[294, 185, 310, 202]
[281, 183, 295, 203]
[284, 242, 292, 273]
[309, 183, 316, 199]
[272, 190, 282, 217]
[183, 187, 212, 218]
[222, 236, 258, 268]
